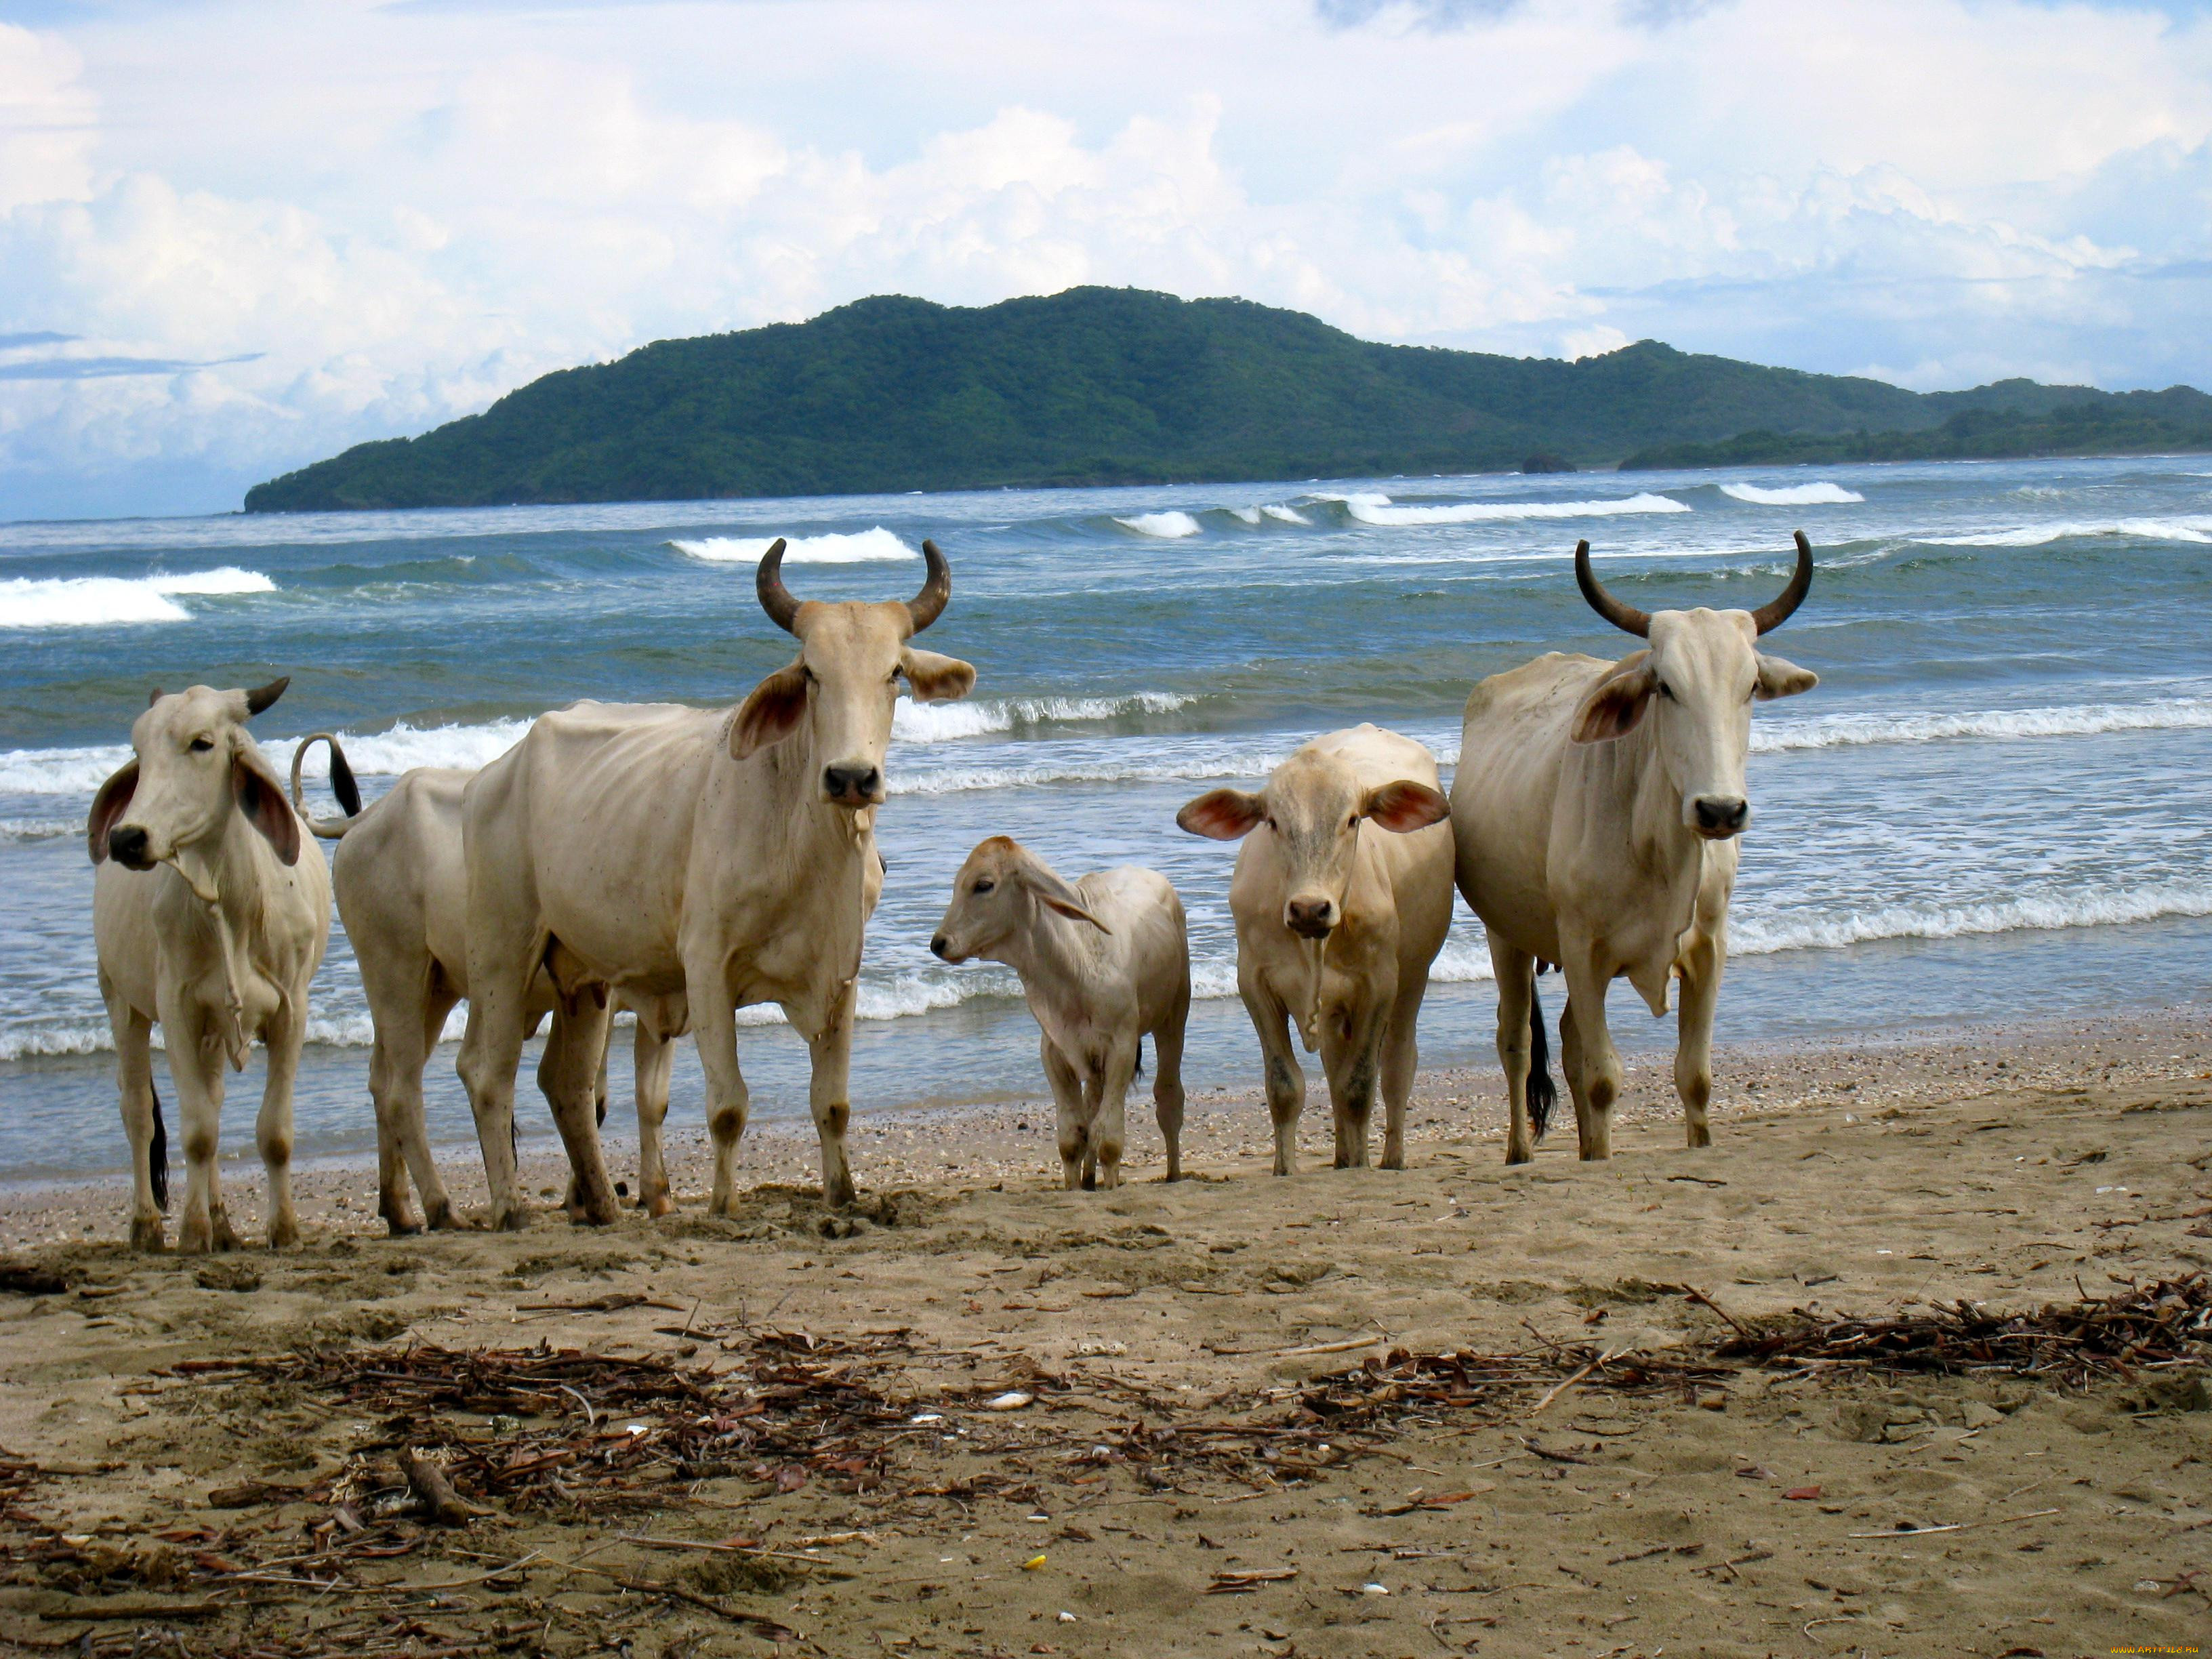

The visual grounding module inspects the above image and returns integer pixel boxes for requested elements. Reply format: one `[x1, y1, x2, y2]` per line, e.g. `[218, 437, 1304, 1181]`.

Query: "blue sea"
[3, 457, 2210, 1182]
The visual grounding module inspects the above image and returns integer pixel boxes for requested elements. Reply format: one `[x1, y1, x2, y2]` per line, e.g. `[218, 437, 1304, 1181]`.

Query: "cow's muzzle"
[1284, 895, 1337, 940]
[107, 825, 157, 869]
[1691, 795, 1750, 839]
[822, 762, 884, 808]
[929, 933, 957, 962]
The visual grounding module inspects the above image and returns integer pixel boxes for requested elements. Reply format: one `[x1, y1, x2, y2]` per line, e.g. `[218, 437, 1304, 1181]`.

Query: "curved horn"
[1748, 530, 1814, 636]
[905, 539, 950, 635]
[754, 538, 800, 635]
[1574, 539, 1650, 639]
[244, 676, 289, 716]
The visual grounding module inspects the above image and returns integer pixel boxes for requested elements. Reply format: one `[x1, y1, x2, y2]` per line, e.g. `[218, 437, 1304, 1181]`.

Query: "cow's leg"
[1242, 976, 1305, 1176]
[1559, 947, 1620, 1161]
[106, 982, 164, 1251]
[1090, 1039, 1139, 1192]
[1559, 996, 1595, 1154]
[257, 1004, 304, 1249]
[802, 979, 859, 1210]
[1042, 1038, 1088, 1191]
[1378, 980, 1427, 1171]
[1488, 937, 1537, 1166]
[1675, 933, 1724, 1150]
[457, 972, 535, 1230]
[1151, 987, 1189, 1183]
[690, 980, 753, 1218]
[632, 1019, 678, 1215]
[369, 982, 457, 1236]
[1322, 1000, 1386, 1170]
[158, 987, 230, 1254]
[539, 998, 619, 1226]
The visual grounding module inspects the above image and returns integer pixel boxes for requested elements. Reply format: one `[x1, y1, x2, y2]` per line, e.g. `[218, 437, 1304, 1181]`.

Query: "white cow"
[289, 750, 692, 1233]
[456, 539, 975, 1225]
[929, 836, 1191, 1190]
[1178, 726, 1453, 1175]
[87, 679, 330, 1252]
[1451, 534, 1818, 1165]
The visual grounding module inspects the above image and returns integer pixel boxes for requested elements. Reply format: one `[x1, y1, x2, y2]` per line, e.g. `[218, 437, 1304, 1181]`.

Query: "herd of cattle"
[85, 532, 1818, 1252]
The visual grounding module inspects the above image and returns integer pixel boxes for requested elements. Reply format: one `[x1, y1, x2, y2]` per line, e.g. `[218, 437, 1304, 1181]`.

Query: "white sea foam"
[1919, 516, 2212, 548]
[1115, 511, 1203, 539]
[1731, 881, 2212, 957]
[892, 692, 1192, 744]
[0, 719, 537, 797]
[1718, 481, 1864, 506]
[1230, 507, 1263, 525]
[0, 818, 75, 842]
[670, 527, 918, 563]
[0, 567, 275, 630]
[1261, 504, 1311, 525]
[1753, 698, 2212, 753]
[1332, 491, 1689, 527]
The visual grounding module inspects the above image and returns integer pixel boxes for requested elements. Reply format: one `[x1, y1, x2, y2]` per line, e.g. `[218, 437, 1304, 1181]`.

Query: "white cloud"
[2, 0, 2211, 517]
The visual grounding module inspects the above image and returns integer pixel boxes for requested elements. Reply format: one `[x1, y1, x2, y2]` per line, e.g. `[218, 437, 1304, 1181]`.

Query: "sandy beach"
[0, 1008, 2207, 1658]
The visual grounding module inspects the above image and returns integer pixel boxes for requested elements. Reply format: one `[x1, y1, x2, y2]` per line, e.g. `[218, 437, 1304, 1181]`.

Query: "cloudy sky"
[3, 0, 2210, 520]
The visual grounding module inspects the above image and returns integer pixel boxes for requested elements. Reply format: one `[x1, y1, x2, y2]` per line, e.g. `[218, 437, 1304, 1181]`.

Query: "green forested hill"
[243, 288, 2212, 511]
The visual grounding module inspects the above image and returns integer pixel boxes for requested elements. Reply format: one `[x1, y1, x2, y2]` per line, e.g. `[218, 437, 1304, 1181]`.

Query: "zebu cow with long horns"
[1450, 533, 1818, 1165]
[455, 540, 975, 1224]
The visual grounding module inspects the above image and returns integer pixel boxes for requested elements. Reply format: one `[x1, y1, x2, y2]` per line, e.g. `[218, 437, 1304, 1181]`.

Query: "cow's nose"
[930, 933, 951, 960]
[1284, 896, 1336, 939]
[822, 762, 883, 805]
[107, 825, 152, 868]
[1692, 796, 1750, 837]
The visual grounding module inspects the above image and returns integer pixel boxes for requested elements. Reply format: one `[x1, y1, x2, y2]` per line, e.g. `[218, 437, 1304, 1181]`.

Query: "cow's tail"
[1132, 1036, 1146, 1081]
[148, 1080, 170, 1212]
[289, 733, 365, 838]
[1526, 962, 1557, 1142]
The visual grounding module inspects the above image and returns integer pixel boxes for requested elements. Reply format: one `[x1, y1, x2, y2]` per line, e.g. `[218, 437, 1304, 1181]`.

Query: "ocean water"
[3, 455, 2210, 1182]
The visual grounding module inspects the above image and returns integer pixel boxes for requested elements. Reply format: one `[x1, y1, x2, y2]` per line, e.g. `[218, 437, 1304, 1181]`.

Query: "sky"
[3, 0, 2211, 521]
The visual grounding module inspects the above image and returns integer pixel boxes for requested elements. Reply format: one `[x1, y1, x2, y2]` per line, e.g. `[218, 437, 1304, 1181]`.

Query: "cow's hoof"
[267, 1216, 301, 1250]
[177, 1217, 214, 1254]
[491, 1207, 529, 1233]
[423, 1198, 464, 1231]
[567, 1202, 617, 1229]
[1685, 1126, 1712, 1150]
[129, 1215, 167, 1252]
[644, 1192, 676, 1218]
[822, 1180, 857, 1212]
[384, 1216, 424, 1239]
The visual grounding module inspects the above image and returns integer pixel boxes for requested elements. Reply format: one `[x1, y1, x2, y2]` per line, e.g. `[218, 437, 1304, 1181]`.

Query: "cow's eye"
[1347, 815, 1359, 830]
[972, 879, 995, 895]
[188, 737, 214, 753]
[1656, 682, 1675, 701]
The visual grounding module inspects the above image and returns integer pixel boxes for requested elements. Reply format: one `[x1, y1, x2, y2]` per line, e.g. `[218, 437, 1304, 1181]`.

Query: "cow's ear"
[87, 760, 139, 865]
[1571, 653, 1657, 743]
[1018, 862, 1112, 934]
[900, 648, 976, 704]
[1363, 779, 1449, 834]
[233, 746, 301, 865]
[732, 661, 809, 759]
[1176, 788, 1265, 840]
[1753, 653, 1818, 701]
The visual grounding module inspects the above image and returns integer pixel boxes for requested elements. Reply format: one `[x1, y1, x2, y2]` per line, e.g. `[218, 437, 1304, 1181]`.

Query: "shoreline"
[8, 1001, 2206, 1250]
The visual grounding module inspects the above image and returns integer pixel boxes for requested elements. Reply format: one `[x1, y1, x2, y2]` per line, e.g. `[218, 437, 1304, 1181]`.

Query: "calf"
[89, 679, 330, 1251]
[1178, 725, 1452, 1175]
[930, 836, 1191, 1189]
[291, 748, 691, 1231]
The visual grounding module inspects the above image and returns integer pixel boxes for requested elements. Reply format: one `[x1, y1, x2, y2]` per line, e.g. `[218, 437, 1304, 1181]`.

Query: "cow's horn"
[756, 539, 801, 634]
[1748, 531, 1814, 636]
[905, 539, 950, 634]
[1574, 540, 1650, 638]
[243, 676, 289, 716]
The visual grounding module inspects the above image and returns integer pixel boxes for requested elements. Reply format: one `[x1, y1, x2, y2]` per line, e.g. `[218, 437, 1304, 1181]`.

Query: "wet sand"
[0, 1008, 2207, 1658]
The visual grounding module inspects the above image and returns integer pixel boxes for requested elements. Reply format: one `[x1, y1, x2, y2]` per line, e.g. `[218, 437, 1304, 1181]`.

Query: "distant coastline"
[243, 287, 2212, 512]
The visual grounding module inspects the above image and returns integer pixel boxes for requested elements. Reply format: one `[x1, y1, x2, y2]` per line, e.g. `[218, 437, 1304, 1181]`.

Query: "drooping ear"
[86, 760, 140, 865]
[1018, 861, 1112, 934]
[1570, 651, 1658, 744]
[1363, 779, 1450, 834]
[1176, 788, 1266, 840]
[232, 745, 301, 865]
[1753, 653, 1818, 701]
[731, 661, 809, 760]
[900, 648, 977, 704]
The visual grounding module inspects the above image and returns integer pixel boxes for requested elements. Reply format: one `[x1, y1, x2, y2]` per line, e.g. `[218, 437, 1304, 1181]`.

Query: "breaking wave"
[1753, 697, 2212, 753]
[1732, 880, 2212, 957]
[0, 720, 536, 797]
[670, 527, 918, 562]
[1718, 481, 1864, 506]
[1327, 491, 1689, 527]
[0, 567, 275, 630]
[1115, 511, 1203, 539]
[893, 692, 1193, 743]
[0, 819, 74, 842]
[1919, 516, 2212, 548]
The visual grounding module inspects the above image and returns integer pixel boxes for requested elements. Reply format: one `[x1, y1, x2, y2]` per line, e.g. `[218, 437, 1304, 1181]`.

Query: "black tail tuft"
[149, 1082, 170, 1212]
[1132, 1036, 1146, 1081]
[1526, 970, 1557, 1141]
[329, 739, 362, 817]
